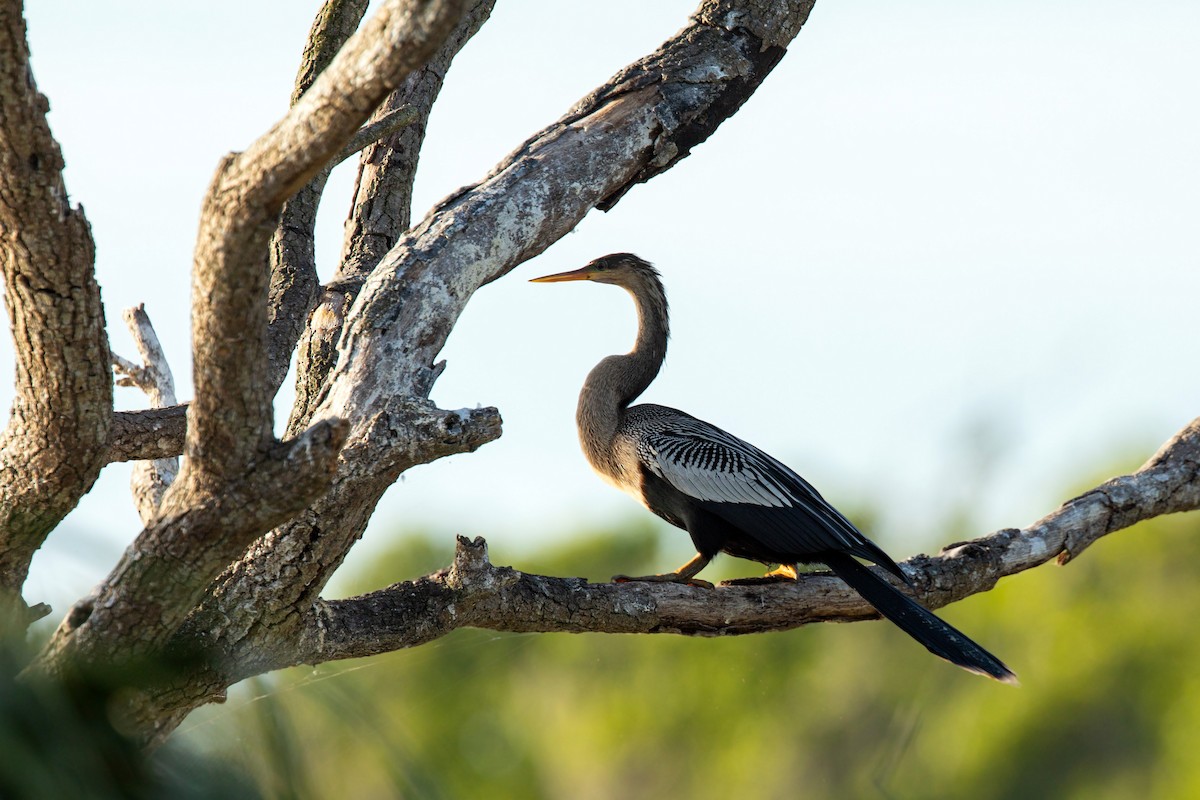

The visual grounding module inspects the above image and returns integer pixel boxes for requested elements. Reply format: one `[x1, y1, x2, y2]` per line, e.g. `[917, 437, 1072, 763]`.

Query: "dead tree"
[1, 0, 1197, 749]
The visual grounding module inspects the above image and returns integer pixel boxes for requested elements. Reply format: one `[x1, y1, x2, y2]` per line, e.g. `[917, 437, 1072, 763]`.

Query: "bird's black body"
[532, 254, 1015, 683]
[627, 404, 905, 578]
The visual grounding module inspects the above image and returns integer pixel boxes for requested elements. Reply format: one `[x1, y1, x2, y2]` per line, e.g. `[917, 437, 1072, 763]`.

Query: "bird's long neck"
[576, 276, 669, 477]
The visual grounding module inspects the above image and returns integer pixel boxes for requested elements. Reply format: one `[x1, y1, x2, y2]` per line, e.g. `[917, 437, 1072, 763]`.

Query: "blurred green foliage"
[0, 642, 259, 799]
[173, 505, 1200, 800]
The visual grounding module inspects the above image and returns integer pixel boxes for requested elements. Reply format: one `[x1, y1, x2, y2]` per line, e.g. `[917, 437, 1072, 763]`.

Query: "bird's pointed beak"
[530, 266, 594, 283]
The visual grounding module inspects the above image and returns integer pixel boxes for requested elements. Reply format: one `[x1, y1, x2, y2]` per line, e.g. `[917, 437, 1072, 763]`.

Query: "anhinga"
[532, 253, 1015, 682]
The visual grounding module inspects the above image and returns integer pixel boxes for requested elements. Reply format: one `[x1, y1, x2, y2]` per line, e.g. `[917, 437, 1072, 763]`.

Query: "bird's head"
[530, 253, 661, 289]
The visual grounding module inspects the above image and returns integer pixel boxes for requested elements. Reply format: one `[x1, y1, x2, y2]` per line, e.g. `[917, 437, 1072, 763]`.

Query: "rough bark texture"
[106, 405, 188, 463]
[3, 0, 1197, 756]
[290, 0, 496, 433]
[0, 1, 111, 626]
[33, 0, 468, 676]
[337, 1, 497, 280]
[245, 414, 1200, 668]
[265, 0, 372, 394]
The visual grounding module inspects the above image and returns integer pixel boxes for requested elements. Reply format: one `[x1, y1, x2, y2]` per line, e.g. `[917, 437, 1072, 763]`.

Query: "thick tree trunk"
[0, 0, 111, 628]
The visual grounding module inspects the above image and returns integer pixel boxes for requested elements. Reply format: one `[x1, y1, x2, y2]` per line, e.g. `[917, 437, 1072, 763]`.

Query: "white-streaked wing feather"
[638, 428, 789, 508]
[627, 405, 860, 550]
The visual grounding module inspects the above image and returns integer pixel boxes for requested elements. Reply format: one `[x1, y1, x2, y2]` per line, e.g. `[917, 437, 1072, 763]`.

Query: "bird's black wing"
[630, 405, 904, 579]
[628, 407, 1012, 682]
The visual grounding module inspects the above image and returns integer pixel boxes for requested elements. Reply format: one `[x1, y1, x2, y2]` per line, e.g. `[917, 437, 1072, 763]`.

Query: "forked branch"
[35, 0, 468, 671]
[112, 305, 179, 523]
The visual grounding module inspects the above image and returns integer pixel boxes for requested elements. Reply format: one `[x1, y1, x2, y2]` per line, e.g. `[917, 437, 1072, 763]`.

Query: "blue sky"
[9, 1, 1199, 611]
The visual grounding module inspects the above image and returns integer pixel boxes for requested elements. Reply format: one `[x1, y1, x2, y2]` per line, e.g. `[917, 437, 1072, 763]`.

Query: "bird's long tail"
[821, 551, 1017, 684]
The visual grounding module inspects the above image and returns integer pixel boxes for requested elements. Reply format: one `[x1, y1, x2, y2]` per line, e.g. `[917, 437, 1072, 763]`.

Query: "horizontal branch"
[107, 405, 188, 463]
[178, 401, 503, 662]
[1057, 416, 1200, 564]
[129, 401, 502, 747]
[284, 416, 1200, 667]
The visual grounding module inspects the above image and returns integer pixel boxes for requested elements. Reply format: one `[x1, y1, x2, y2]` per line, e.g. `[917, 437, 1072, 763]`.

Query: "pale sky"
[8, 1, 1199, 612]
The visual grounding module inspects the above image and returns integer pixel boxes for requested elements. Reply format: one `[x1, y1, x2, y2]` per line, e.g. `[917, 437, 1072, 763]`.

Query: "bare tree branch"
[38, 415, 349, 670]
[338, 0, 496, 281]
[112, 307, 175, 405]
[285, 415, 1200, 667]
[111, 305, 179, 523]
[334, 105, 420, 165]
[318, 1, 812, 433]
[265, 0, 372, 394]
[0, 0, 111, 624]
[189, 0, 466, 475]
[1056, 417, 1200, 564]
[290, 0, 495, 433]
[106, 405, 188, 463]
[588, 0, 808, 209]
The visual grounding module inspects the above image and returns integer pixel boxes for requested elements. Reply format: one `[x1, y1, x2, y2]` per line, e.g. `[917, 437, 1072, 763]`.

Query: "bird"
[531, 253, 1016, 683]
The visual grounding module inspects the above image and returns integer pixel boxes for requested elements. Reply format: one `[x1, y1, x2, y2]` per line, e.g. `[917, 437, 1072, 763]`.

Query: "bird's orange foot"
[720, 565, 799, 586]
[612, 573, 715, 589]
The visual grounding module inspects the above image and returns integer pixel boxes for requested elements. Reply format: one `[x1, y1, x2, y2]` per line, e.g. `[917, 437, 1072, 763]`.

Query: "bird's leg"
[613, 553, 714, 589]
[721, 564, 799, 586]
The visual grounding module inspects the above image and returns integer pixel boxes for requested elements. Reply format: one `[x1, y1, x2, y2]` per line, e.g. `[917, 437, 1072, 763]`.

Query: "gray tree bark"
[2, 0, 1197, 751]
[0, 0, 111, 627]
